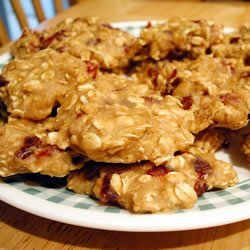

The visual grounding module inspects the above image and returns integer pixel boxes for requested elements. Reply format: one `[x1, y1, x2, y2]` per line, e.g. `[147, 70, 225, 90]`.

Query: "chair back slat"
[2, 0, 65, 46]
[32, 0, 46, 22]
[54, 0, 64, 13]
[10, 0, 64, 30]
[10, 0, 29, 29]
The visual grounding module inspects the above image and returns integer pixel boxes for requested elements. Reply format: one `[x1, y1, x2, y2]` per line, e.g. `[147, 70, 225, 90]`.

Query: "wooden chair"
[10, 0, 65, 29]
[0, 0, 65, 46]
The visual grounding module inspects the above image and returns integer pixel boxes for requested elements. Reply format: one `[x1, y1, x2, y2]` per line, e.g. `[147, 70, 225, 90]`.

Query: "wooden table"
[0, 0, 250, 249]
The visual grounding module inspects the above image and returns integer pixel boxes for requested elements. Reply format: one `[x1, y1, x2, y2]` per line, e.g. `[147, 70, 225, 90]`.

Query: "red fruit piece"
[86, 61, 99, 79]
[193, 157, 211, 179]
[181, 96, 193, 110]
[101, 173, 119, 206]
[24, 136, 42, 148]
[146, 165, 172, 177]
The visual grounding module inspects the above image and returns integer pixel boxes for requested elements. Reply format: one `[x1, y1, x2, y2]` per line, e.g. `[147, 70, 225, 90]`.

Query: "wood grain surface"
[0, 0, 250, 249]
[0, 201, 249, 249]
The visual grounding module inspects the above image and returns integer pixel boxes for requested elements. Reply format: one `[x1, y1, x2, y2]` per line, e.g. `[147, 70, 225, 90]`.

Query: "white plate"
[0, 21, 249, 232]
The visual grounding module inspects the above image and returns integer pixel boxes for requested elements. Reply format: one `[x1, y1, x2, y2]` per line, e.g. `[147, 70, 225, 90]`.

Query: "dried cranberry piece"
[194, 180, 208, 196]
[143, 96, 154, 103]
[203, 90, 209, 96]
[181, 96, 193, 110]
[85, 61, 99, 79]
[163, 78, 181, 96]
[193, 157, 211, 179]
[167, 69, 177, 82]
[14, 136, 42, 160]
[15, 148, 33, 160]
[37, 146, 54, 158]
[220, 93, 240, 106]
[142, 96, 159, 104]
[76, 111, 85, 118]
[230, 37, 240, 44]
[24, 136, 42, 148]
[146, 165, 172, 177]
[40, 30, 66, 48]
[171, 77, 181, 88]
[147, 67, 159, 88]
[193, 157, 211, 196]
[101, 173, 119, 206]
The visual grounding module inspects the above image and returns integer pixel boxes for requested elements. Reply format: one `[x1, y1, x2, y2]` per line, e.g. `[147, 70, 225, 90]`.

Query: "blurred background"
[0, 0, 73, 41]
[0, 0, 249, 45]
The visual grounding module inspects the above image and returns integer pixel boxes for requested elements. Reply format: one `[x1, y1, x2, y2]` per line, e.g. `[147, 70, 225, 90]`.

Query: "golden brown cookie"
[138, 18, 224, 60]
[172, 56, 249, 132]
[192, 128, 226, 153]
[67, 161, 197, 213]
[0, 118, 85, 177]
[0, 49, 96, 120]
[53, 73, 194, 165]
[11, 17, 142, 70]
[212, 24, 250, 64]
[134, 56, 249, 133]
[67, 148, 238, 213]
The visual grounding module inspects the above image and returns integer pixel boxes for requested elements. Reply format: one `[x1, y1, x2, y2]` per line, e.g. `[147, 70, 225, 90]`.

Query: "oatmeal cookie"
[212, 24, 250, 64]
[173, 56, 249, 132]
[67, 161, 197, 213]
[11, 17, 142, 70]
[0, 49, 96, 120]
[138, 18, 224, 61]
[192, 128, 226, 153]
[67, 148, 238, 213]
[0, 118, 85, 177]
[53, 73, 194, 164]
[134, 56, 249, 132]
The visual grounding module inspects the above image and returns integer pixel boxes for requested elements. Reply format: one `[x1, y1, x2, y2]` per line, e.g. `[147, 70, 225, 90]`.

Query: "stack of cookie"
[0, 17, 249, 213]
